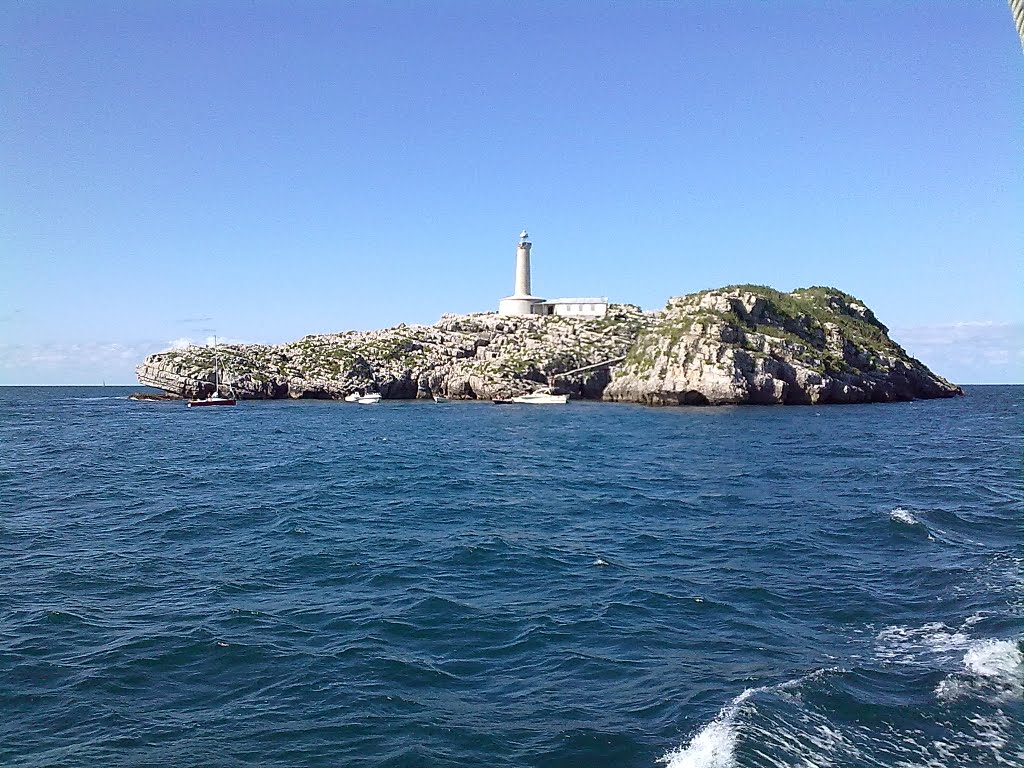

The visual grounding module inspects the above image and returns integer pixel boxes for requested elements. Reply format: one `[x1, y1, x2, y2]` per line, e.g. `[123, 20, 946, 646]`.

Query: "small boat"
[344, 392, 362, 402]
[357, 393, 382, 404]
[512, 389, 568, 404]
[187, 339, 236, 407]
[493, 387, 569, 405]
[433, 395, 448, 403]
[187, 393, 236, 408]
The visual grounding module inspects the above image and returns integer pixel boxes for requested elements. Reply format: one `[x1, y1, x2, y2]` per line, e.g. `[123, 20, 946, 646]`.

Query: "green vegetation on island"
[137, 285, 962, 405]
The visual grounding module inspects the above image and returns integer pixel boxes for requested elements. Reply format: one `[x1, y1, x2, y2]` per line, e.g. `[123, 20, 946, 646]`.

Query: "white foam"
[659, 716, 736, 768]
[874, 622, 971, 665]
[880, 620, 1024, 705]
[658, 672, 832, 768]
[965, 639, 1022, 679]
[659, 662, 1024, 767]
[889, 507, 919, 526]
[936, 638, 1024, 703]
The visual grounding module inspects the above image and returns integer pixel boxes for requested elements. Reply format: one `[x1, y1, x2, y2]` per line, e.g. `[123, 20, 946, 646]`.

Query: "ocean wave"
[658, 660, 1024, 768]
[874, 621, 972, 665]
[6, 384, 1022, 767]
[658, 670, 833, 768]
[936, 638, 1024, 704]
[659, 715, 734, 768]
[887, 506, 943, 542]
[889, 506, 920, 526]
[874, 619, 1024, 701]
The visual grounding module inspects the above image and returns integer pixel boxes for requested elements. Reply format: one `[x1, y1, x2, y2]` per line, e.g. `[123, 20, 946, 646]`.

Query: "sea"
[1, 385, 1021, 768]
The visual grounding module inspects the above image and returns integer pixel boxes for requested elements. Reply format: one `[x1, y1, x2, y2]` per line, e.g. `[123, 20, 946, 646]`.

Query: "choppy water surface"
[1, 386, 1021, 767]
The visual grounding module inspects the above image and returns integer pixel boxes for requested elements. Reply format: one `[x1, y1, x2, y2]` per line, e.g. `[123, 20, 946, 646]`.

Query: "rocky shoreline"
[136, 285, 963, 405]
[128, 392, 183, 402]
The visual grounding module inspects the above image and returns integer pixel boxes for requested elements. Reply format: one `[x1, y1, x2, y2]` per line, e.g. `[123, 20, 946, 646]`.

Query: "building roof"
[539, 297, 608, 305]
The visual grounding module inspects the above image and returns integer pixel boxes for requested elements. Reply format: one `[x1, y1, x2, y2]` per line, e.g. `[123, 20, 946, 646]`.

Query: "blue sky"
[2, 1, 1021, 385]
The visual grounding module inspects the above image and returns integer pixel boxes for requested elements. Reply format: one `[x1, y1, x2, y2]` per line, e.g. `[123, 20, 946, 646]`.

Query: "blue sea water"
[1, 386, 1021, 767]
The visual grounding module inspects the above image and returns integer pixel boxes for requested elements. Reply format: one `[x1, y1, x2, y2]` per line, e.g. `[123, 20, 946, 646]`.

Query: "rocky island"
[136, 285, 963, 405]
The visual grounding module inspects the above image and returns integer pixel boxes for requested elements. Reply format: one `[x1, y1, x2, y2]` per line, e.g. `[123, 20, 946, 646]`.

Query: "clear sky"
[2, 1, 1021, 385]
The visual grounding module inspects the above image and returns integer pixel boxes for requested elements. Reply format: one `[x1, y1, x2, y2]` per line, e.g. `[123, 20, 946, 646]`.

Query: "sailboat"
[187, 338, 236, 407]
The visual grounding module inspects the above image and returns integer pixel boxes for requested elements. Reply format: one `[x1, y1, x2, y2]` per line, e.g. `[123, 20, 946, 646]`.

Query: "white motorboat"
[509, 388, 568, 404]
[357, 393, 382, 404]
[344, 392, 362, 402]
[433, 395, 448, 403]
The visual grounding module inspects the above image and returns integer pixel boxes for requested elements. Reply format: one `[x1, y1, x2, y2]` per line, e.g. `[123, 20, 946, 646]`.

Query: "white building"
[534, 297, 609, 317]
[497, 231, 608, 318]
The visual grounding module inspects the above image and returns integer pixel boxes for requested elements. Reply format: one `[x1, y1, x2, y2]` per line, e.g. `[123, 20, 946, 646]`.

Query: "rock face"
[136, 306, 644, 402]
[136, 285, 963, 405]
[603, 286, 962, 405]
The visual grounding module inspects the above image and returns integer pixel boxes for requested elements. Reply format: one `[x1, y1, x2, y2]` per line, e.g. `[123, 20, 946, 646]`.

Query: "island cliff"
[136, 285, 963, 405]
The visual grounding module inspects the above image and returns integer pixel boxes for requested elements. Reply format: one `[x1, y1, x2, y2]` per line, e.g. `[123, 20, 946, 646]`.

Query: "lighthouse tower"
[498, 230, 545, 316]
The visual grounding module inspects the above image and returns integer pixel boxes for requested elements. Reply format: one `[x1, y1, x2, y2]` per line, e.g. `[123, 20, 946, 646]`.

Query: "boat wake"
[658, 670, 835, 768]
[936, 638, 1024, 704]
[659, 621, 1024, 768]
[874, 620, 973, 665]
[876, 615, 1023, 701]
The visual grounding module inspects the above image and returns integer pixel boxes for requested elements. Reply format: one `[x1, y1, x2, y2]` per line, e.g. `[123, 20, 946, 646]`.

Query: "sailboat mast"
[1012, 0, 1024, 49]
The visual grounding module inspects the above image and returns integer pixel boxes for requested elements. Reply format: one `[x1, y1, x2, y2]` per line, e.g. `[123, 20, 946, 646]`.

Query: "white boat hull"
[510, 392, 569, 404]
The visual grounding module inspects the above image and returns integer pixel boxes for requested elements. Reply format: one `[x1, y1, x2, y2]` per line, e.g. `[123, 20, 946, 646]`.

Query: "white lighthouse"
[498, 230, 545, 316]
[496, 230, 610, 318]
